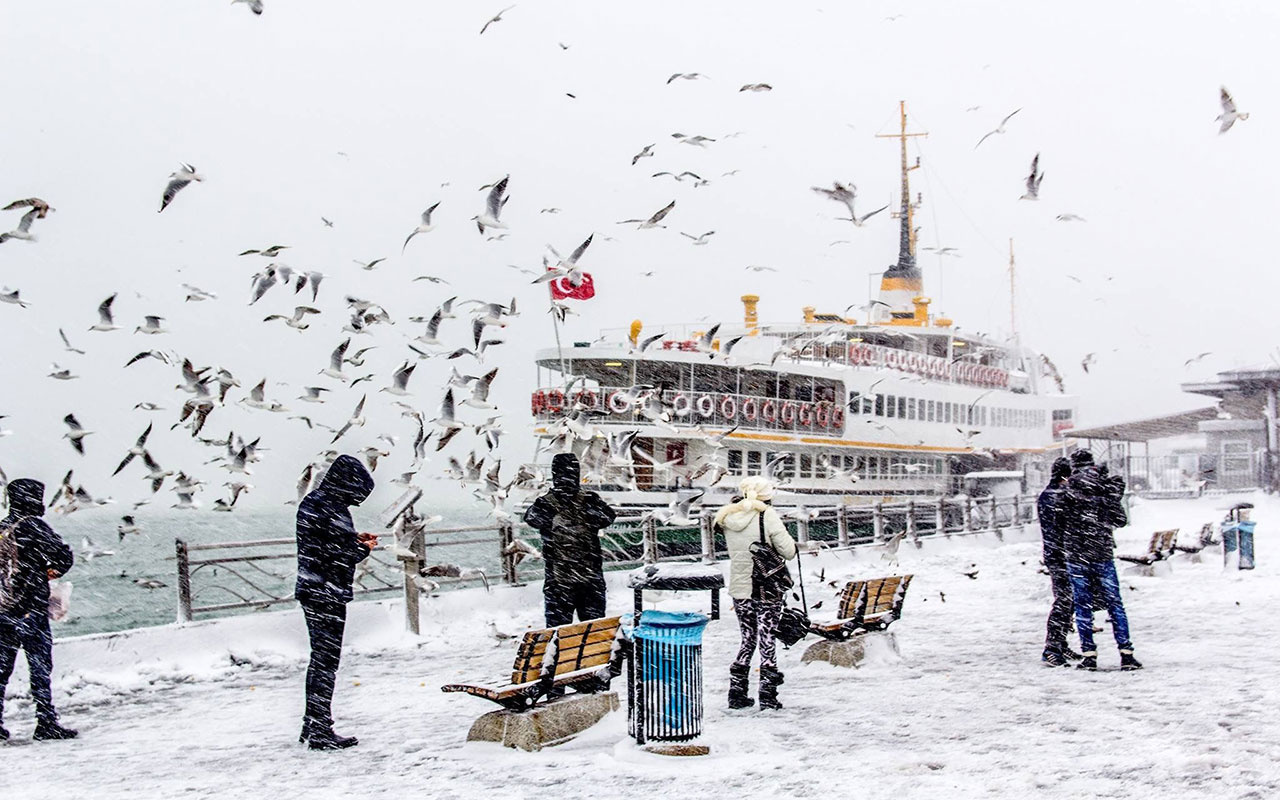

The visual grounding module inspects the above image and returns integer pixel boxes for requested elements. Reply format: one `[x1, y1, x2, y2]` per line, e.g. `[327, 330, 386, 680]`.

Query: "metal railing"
[175, 493, 1038, 630]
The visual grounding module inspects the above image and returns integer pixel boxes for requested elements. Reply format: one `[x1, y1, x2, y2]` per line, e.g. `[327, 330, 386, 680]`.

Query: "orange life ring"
[719, 395, 738, 420]
[608, 391, 630, 414]
[673, 393, 692, 417]
[531, 390, 547, 415]
[577, 389, 598, 409]
[798, 403, 814, 426]
[831, 406, 845, 429]
[741, 397, 759, 421]
[886, 350, 900, 370]
[761, 399, 778, 423]
[781, 402, 798, 425]
[815, 402, 832, 427]
[696, 395, 716, 418]
[546, 389, 564, 413]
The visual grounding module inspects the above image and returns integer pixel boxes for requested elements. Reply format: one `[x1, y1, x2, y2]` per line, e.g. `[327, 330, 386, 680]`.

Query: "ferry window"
[927, 400, 936, 422]
[980, 407, 988, 426]
[799, 453, 813, 478]
[1053, 409, 1072, 421]
[942, 403, 951, 424]
[906, 398, 916, 420]
[747, 451, 762, 474]
[728, 450, 743, 475]
[848, 392, 862, 415]
[874, 394, 885, 416]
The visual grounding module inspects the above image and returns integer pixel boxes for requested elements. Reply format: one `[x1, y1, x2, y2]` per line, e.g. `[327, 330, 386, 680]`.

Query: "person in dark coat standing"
[1061, 450, 1142, 671]
[1037, 457, 1081, 667]
[295, 455, 377, 750]
[0, 479, 77, 741]
[523, 453, 616, 627]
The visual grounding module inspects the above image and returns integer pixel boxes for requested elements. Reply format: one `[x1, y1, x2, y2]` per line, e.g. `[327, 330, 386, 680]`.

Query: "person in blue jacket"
[0, 478, 77, 741]
[295, 455, 377, 750]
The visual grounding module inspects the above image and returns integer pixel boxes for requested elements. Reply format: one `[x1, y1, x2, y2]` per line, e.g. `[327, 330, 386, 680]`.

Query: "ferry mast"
[873, 102, 928, 322]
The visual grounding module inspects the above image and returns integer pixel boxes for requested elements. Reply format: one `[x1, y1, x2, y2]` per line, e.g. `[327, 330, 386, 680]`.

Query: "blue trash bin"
[628, 610, 709, 745]
[1223, 520, 1256, 570]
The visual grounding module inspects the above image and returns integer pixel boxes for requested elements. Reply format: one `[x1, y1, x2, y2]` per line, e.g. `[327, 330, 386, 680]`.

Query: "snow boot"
[1063, 648, 1084, 662]
[759, 666, 784, 710]
[33, 720, 78, 741]
[728, 664, 754, 709]
[0, 723, 8, 741]
[299, 718, 314, 744]
[307, 725, 359, 751]
[1041, 650, 1069, 667]
[1119, 650, 1144, 671]
[1075, 652, 1098, 672]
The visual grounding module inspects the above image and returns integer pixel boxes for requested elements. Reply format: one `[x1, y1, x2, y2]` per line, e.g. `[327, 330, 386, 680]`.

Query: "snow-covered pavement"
[5, 494, 1279, 799]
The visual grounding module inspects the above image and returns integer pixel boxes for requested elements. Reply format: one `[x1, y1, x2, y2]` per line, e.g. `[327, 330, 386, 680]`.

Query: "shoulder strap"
[758, 510, 766, 544]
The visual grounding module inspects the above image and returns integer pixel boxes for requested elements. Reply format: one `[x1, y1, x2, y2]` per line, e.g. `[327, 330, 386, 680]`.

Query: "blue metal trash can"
[627, 610, 708, 745]
[1224, 520, 1256, 570]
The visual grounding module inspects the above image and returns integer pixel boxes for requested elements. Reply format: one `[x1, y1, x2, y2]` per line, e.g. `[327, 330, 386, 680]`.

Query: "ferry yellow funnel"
[629, 319, 642, 346]
[741, 294, 760, 335]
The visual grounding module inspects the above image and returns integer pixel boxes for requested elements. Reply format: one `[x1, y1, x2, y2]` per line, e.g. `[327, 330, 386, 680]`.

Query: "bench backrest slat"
[509, 616, 623, 685]
[836, 580, 867, 620]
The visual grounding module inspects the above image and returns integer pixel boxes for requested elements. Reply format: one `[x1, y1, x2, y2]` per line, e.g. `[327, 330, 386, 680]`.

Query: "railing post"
[400, 528, 425, 635]
[175, 538, 193, 624]
[643, 516, 659, 565]
[837, 505, 850, 548]
[796, 517, 809, 545]
[935, 499, 946, 537]
[872, 502, 885, 543]
[1012, 495, 1024, 532]
[989, 496, 1002, 539]
[963, 496, 973, 532]
[699, 511, 716, 564]
[499, 522, 517, 584]
[905, 500, 917, 546]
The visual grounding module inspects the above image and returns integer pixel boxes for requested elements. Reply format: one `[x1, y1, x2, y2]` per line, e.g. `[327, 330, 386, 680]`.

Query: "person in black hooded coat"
[0, 478, 77, 741]
[1037, 457, 1080, 666]
[294, 455, 376, 750]
[523, 453, 616, 627]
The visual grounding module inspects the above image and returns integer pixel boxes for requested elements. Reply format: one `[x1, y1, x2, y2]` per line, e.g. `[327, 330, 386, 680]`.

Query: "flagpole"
[547, 277, 568, 377]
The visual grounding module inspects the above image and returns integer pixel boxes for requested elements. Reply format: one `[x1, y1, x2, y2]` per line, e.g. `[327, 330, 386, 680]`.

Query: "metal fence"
[174, 493, 1037, 631]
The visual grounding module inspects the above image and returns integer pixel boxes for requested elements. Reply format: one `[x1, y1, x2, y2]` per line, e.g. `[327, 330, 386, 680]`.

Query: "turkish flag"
[549, 272, 596, 301]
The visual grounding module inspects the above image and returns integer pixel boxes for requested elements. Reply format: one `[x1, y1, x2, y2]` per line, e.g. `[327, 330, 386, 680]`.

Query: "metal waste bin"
[1223, 503, 1256, 570]
[628, 610, 708, 745]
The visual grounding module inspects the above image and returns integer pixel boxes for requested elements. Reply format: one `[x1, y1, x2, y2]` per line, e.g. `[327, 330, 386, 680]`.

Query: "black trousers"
[1045, 565, 1075, 654]
[544, 579, 607, 628]
[0, 611, 58, 725]
[301, 602, 347, 728]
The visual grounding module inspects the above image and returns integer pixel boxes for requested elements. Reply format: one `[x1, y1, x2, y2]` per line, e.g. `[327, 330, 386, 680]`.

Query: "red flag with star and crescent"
[549, 272, 596, 301]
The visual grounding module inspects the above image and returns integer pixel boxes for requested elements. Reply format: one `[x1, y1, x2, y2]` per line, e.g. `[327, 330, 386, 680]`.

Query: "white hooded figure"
[714, 475, 797, 710]
[715, 476, 797, 600]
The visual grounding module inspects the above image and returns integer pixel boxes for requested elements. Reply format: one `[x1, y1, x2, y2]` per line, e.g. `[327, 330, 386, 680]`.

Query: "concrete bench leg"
[466, 692, 620, 752]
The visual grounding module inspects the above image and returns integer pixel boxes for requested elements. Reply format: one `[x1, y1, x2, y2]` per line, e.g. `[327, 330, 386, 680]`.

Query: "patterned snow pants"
[732, 598, 783, 669]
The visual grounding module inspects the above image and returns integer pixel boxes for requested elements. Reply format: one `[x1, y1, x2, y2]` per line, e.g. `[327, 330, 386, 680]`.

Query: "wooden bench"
[442, 616, 625, 711]
[1117, 529, 1178, 566]
[809, 574, 914, 641]
[1174, 522, 1217, 555]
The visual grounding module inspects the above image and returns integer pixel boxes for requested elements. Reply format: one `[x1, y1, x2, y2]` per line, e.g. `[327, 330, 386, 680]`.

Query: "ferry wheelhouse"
[528, 105, 1076, 513]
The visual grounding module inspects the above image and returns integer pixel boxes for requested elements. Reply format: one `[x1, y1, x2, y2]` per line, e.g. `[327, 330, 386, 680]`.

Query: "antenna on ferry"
[874, 102, 928, 324]
[1008, 238, 1017, 338]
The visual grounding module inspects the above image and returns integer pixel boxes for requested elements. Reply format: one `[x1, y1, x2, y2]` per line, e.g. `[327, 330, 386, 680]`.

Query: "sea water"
[44, 500, 509, 637]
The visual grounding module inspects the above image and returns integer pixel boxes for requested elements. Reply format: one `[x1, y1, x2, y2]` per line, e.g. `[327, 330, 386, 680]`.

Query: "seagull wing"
[1220, 86, 1236, 114]
[159, 176, 190, 213]
[330, 338, 350, 370]
[566, 234, 593, 266]
[98, 294, 117, 325]
[485, 176, 509, 219]
[649, 200, 676, 224]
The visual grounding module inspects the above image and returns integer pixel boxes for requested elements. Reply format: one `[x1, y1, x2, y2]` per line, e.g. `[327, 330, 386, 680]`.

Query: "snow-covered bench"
[1117, 529, 1178, 567]
[808, 574, 914, 642]
[442, 616, 626, 711]
[1174, 522, 1217, 555]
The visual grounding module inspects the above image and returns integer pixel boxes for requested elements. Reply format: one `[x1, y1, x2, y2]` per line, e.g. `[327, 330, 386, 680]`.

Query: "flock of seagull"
[0, 0, 1257, 572]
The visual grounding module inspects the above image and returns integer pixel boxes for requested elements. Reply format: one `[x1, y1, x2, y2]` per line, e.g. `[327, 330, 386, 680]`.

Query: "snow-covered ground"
[6, 494, 1279, 799]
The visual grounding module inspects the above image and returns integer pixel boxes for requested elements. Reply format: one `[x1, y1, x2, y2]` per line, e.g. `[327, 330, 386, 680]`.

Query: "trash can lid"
[638, 610, 709, 627]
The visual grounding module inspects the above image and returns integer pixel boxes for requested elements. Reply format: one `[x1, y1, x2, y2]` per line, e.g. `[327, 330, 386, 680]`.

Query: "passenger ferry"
[527, 103, 1077, 515]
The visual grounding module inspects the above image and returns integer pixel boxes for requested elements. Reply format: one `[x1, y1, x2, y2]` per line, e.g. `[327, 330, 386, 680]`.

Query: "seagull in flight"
[232, 0, 264, 14]
[159, 163, 203, 213]
[617, 200, 675, 229]
[473, 176, 509, 234]
[631, 144, 655, 165]
[89, 294, 120, 332]
[479, 4, 515, 35]
[264, 306, 322, 330]
[1055, 213, 1086, 222]
[681, 231, 715, 246]
[1217, 86, 1249, 134]
[1020, 153, 1044, 200]
[239, 245, 289, 257]
[739, 83, 772, 92]
[812, 181, 886, 226]
[402, 202, 440, 253]
[321, 217, 334, 228]
[667, 73, 708, 84]
[0, 208, 39, 243]
[353, 257, 386, 271]
[671, 133, 715, 147]
[974, 108, 1021, 149]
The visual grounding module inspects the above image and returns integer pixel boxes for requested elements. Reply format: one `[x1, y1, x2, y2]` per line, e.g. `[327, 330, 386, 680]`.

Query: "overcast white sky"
[1, 0, 1277, 509]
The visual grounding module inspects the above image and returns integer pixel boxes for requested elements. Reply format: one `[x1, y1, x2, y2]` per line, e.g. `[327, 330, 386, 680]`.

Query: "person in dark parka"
[1037, 457, 1080, 666]
[0, 479, 77, 741]
[295, 455, 376, 750]
[1061, 450, 1142, 671]
[523, 453, 616, 627]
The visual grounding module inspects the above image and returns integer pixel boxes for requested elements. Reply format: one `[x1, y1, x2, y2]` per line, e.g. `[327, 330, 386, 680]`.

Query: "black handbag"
[750, 512, 792, 601]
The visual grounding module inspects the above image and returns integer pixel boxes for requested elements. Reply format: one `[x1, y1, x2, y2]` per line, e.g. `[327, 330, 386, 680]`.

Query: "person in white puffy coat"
[714, 476, 796, 710]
